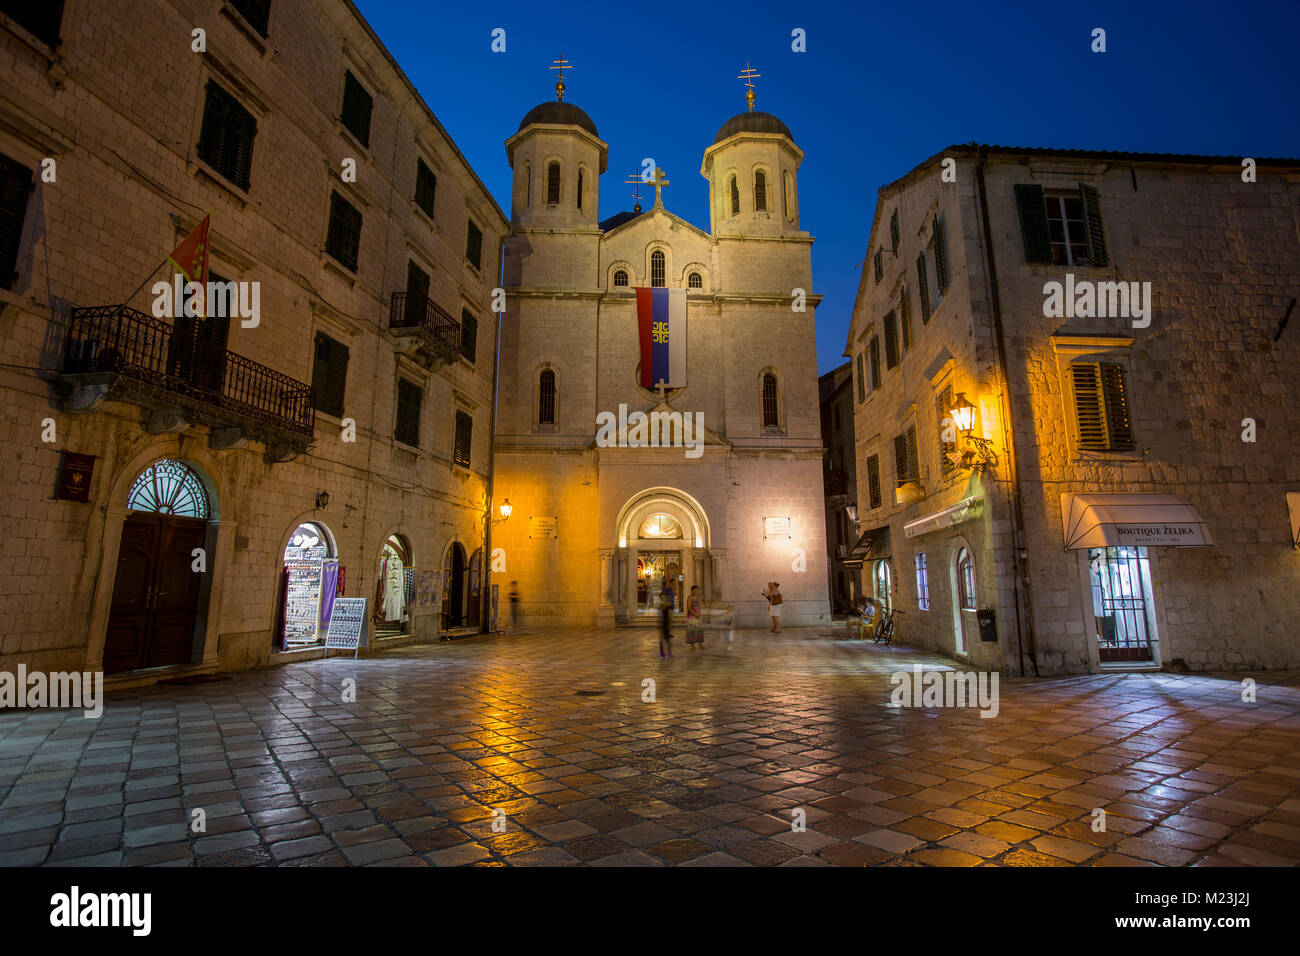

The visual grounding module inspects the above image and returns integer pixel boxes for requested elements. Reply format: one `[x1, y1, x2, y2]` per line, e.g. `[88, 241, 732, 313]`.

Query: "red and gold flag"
[167, 213, 211, 287]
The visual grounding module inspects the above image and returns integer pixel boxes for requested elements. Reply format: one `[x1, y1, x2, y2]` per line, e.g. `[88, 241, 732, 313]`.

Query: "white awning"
[903, 496, 982, 539]
[1060, 493, 1213, 550]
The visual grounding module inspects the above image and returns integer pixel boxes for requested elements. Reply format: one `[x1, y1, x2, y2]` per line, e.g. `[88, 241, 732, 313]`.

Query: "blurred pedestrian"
[659, 580, 675, 660]
[686, 585, 704, 649]
[509, 581, 521, 628]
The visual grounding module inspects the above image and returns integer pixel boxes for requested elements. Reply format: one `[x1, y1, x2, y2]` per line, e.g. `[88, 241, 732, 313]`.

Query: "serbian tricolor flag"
[636, 287, 687, 389]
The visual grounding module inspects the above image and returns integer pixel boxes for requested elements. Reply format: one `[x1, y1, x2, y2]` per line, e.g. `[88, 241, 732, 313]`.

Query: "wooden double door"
[103, 514, 206, 674]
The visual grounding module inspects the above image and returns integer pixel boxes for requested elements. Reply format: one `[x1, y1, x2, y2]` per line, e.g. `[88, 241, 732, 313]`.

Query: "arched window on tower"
[523, 163, 531, 208]
[754, 170, 767, 212]
[762, 372, 780, 428]
[783, 170, 794, 221]
[577, 169, 584, 210]
[650, 251, 665, 287]
[613, 270, 628, 288]
[538, 368, 556, 425]
[729, 175, 740, 217]
[546, 162, 561, 205]
[688, 272, 702, 289]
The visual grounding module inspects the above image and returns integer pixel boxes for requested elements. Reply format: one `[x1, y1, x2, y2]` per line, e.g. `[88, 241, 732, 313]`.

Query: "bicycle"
[873, 608, 904, 645]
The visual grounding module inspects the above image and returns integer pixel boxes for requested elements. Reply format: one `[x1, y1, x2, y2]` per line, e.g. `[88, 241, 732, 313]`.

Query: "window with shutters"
[453, 409, 473, 468]
[893, 426, 919, 484]
[197, 80, 257, 191]
[866, 454, 881, 510]
[1016, 182, 1108, 267]
[899, 288, 912, 351]
[889, 209, 899, 251]
[311, 332, 349, 418]
[754, 170, 767, 212]
[916, 253, 931, 323]
[0, 152, 33, 292]
[405, 260, 430, 324]
[394, 379, 422, 447]
[729, 175, 739, 217]
[1, 0, 65, 47]
[538, 369, 556, 425]
[650, 250, 665, 287]
[613, 270, 628, 288]
[883, 311, 899, 369]
[873, 248, 883, 283]
[465, 218, 482, 269]
[1071, 361, 1135, 452]
[687, 272, 702, 289]
[414, 158, 437, 218]
[761, 373, 780, 429]
[869, 336, 881, 390]
[340, 71, 373, 148]
[937, 385, 956, 478]
[576, 168, 584, 210]
[546, 163, 561, 205]
[228, 0, 271, 36]
[460, 309, 478, 363]
[932, 214, 949, 294]
[325, 191, 362, 271]
[856, 354, 866, 403]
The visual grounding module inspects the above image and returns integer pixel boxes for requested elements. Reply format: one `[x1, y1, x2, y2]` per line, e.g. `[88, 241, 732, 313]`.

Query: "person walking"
[762, 581, 784, 632]
[686, 585, 704, 650]
[722, 603, 736, 649]
[659, 580, 675, 660]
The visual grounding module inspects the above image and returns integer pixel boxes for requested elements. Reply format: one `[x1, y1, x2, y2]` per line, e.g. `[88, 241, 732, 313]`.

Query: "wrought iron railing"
[390, 291, 460, 355]
[62, 305, 315, 438]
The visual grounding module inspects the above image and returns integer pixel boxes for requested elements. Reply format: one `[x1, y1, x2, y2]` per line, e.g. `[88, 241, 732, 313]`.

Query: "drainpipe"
[975, 148, 1038, 677]
[480, 234, 506, 634]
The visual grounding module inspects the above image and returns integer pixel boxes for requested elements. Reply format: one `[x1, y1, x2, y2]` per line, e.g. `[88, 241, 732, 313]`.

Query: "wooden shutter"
[894, 434, 908, 484]
[1071, 363, 1108, 450]
[0, 152, 33, 291]
[932, 214, 949, 293]
[415, 159, 437, 217]
[312, 333, 347, 417]
[869, 336, 881, 390]
[889, 209, 899, 250]
[1101, 363, 1134, 449]
[867, 455, 881, 510]
[406, 260, 429, 324]
[916, 253, 931, 322]
[1078, 183, 1109, 266]
[395, 379, 421, 447]
[906, 424, 919, 480]
[937, 385, 954, 476]
[460, 309, 478, 363]
[465, 219, 482, 269]
[327, 192, 361, 271]
[341, 71, 372, 147]
[229, 101, 256, 190]
[856, 354, 865, 403]
[883, 311, 899, 369]
[873, 248, 883, 283]
[1015, 183, 1053, 263]
[454, 410, 472, 467]
[899, 289, 911, 351]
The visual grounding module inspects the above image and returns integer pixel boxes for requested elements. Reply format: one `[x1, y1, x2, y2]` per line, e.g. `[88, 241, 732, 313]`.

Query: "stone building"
[818, 362, 860, 612]
[0, 0, 506, 683]
[846, 144, 1300, 675]
[491, 83, 830, 628]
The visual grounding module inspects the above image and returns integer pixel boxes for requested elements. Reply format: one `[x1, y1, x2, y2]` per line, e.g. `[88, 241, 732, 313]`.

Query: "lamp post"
[948, 392, 997, 469]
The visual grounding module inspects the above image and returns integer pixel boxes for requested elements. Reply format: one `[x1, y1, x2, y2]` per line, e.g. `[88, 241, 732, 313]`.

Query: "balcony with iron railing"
[56, 305, 315, 462]
[389, 291, 461, 369]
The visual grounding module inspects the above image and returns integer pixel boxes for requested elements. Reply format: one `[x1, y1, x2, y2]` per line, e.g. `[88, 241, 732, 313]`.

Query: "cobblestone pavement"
[2, 626, 1299, 867]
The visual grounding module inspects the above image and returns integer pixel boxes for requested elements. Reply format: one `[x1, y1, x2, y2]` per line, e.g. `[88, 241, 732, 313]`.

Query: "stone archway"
[609, 487, 714, 623]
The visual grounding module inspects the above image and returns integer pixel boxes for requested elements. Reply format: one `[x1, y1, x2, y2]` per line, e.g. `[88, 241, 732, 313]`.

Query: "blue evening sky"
[355, 0, 1299, 374]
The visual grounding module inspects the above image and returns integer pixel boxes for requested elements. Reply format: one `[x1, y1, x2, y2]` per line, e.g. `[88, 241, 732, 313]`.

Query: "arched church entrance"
[613, 488, 713, 624]
[103, 458, 213, 674]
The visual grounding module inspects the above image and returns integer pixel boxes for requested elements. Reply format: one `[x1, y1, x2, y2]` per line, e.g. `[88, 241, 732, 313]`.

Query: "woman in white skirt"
[762, 581, 783, 632]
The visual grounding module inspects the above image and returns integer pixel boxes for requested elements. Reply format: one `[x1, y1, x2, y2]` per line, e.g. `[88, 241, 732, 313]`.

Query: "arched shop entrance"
[276, 521, 339, 649]
[374, 535, 413, 637]
[103, 459, 213, 674]
[443, 542, 467, 629]
[467, 548, 482, 630]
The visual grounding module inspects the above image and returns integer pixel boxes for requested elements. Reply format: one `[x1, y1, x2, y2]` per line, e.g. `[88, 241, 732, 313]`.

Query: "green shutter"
[889, 209, 899, 250]
[460, 309, 478, 363]
[869, 336, 881, 389]
[894, 434, 908, 484]
[932, 214, 949, 293]
[1078, 182, 1109, 266]
[867, 455, 881, 510]
[395, 379, 421, 446]
[916, 253, 931, 322]
[341, 72, 372, 147]
[906, 424, 919, 481]
[873, 248, 883, 283]
[883, 311, 898, 369]
[454, 410, 472, 467]
[856, 354, 865, 403]
[1015, 183, 1052, 263]
[1101, 363, 1133, 449]
[899, 289, 911, 351]
[326, 340, 348, 418]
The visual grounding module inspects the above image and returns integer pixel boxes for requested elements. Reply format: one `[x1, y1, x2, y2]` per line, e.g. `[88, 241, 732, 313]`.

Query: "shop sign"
[324, 597, 369, 654]
[1112, 524, 1211, 547]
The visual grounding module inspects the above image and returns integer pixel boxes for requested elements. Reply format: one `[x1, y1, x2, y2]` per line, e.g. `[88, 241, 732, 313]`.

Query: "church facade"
[492, 87, 831, 628]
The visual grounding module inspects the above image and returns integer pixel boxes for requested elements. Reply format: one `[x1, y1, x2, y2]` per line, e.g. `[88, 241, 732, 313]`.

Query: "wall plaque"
[529, 515, 559, 539]
[763, 516, 791, 538]
[56, 452, 96, 502]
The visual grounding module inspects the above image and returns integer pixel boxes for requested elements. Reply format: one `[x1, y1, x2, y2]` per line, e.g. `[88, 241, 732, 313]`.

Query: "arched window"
[956, 548, 976, 610]
[650, 250, 665, 287]
[523, 162, 531, 208]
[762, 372, 779, 428]
[613, 270, 628, 287]
[546, 162, 560, 204]
[729, 175, 740, 217]
[638, 513, 683, 539]
[687, 272, 702, 289]
[127, 459, 210, 518]
[754, 170, 767, 212]
[538, 368, 556, 424]
[783, 170, 794, 221]
[577, 168, 584, 210]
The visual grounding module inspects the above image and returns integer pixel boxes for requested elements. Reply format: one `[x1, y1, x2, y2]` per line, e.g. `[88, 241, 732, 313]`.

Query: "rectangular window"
[0, 151, 34, 291]
[340, 71, 373, 148]
[414, 158, 437, 218]
[394, 379, 422, 447]
[894, 425, 919, 483]
[873, 248, 883, 283]
[460, 309, 478, 363]
[1017, 183, 1109, 267]
[932, 214, 949, 294]
[869, 336, 881, 390]
[1072, 361, 1135, 452]
[889, 209, 899, 251]
[465, 218, 482, 269]
[883, 310, 899, 370]
[1, 0, 65, 47]
[915, 553, 930, 611]
[937, 385, 956, 478]
[325, 191, 362, 272]
[310, 332, 348, 418]
[899, 289, 911, 352]
[916, 252, 931, 323]
[228, 0, 271, 36]
[856, 354, 866, 403]
[866, 454, 881, 510]
[197, 80, 257, 191]
[453, 409, 473, 468]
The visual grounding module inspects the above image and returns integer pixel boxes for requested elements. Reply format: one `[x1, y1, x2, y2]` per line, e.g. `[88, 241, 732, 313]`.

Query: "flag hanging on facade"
[636, 287, 687, 389]
[167, 213, 211, 316]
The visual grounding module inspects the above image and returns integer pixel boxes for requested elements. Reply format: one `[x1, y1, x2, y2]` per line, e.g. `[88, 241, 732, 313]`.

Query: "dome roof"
[713, 110, 794, 145]
[518, 100, 599, 137]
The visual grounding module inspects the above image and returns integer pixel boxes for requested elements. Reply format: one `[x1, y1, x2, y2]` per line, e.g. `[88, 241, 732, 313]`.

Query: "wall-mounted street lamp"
[315, 490, 330, 509]
[948, 392, 998, 470]
[494, 498, 513, 522]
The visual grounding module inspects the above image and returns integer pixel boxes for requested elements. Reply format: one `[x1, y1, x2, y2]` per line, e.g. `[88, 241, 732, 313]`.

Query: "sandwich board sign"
[324, 597, 368, 658]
